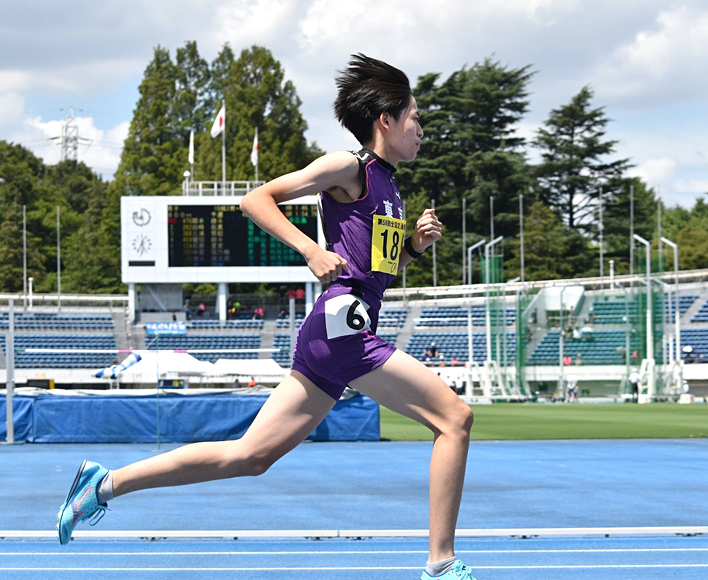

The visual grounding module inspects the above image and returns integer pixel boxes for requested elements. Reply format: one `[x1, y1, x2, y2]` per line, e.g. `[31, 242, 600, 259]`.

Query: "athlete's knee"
[453, 401, 474, 435]
[443, 400, 474, 438]
[428, 400, 473, 440]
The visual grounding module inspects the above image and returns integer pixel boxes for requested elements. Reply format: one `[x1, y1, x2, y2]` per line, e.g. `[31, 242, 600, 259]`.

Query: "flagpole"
[221, 99, 226, 194]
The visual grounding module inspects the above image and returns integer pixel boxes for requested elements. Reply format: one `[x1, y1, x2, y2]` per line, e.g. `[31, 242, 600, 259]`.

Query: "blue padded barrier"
[0, 391, 379, 443]
[0, 396, 34, 442]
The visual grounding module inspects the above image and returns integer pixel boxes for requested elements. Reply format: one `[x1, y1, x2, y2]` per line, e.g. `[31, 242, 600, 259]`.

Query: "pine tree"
[534, 86, 631, 233]
[395, 58, 534, 287]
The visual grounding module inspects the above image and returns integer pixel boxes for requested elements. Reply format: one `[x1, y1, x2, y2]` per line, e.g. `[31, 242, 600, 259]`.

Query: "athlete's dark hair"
[333, 53, 412, 145]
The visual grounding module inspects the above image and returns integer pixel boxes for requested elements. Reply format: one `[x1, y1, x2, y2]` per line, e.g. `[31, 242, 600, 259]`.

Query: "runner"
[56, 53, 477, 580]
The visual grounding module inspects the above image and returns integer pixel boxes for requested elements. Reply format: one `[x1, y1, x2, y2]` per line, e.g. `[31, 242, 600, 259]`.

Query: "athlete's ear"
[377, 111, 391, 130]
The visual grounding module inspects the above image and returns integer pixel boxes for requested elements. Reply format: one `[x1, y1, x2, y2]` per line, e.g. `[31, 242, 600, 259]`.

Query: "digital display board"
[167, 204, 318, 268]
[121, 196, 322, 284]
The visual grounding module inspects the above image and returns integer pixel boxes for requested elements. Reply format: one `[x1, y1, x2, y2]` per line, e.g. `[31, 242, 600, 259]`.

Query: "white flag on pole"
[210, 104, 225, 138]
[251, 128, 259, 167]
[188, 129, 195, 164]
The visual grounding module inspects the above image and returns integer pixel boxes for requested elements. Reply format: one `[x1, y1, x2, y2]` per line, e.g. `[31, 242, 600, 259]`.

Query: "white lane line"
[2, 548, 708, 556]
[2, 526, 706, 539]
[1, 565, 708, 571]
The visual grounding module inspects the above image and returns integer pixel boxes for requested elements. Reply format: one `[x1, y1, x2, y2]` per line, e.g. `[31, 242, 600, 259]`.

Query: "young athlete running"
[56, 53, 477, 580]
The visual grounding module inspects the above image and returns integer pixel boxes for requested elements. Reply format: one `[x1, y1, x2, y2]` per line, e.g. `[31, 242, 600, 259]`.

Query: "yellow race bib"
[371, 215, 406, 275]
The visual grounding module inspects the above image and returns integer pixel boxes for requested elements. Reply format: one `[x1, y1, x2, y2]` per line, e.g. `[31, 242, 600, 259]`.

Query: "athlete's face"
[387, 96, 423, 164]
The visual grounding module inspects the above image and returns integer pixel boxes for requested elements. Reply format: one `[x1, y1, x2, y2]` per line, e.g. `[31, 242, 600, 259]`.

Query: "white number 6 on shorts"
[324, 294, 372, 340]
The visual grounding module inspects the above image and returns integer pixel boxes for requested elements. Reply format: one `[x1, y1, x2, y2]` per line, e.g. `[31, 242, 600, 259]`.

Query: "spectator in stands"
[196, 303, 206, 317]
[572, 327, 582, 341]
[563, 355, 573, 366]
[429, 341, 438, 358]
[295, 287, 305, 301]
[564, 325, 573, 340]
[581, 325, 594, 341]
[575, 353, 582, 366]
[450, 355, 458, 367]
[57, 54, 477, 580]
[437, 351, 445, 367]
[248, 377, 258, 389]
[253, 306, 264, 320]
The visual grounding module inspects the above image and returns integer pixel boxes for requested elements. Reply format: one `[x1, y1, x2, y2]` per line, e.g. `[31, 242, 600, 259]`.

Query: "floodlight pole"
[558, 285, 568, 400]
[634, 234, 654, 399]
[661, 236, 681, 388]
[614, 282, 632, 394]
[484, 236, 504, 363]
[467, 239, 486, 286]
[503, 276, 521, 375]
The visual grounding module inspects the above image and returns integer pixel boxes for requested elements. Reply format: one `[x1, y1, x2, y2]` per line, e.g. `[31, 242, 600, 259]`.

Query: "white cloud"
[594, 3, 708, 107]
[627, 157, 678, 188]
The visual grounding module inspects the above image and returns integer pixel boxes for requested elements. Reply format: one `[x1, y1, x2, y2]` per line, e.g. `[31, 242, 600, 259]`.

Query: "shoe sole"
[63, 460, 88, 505]
[57, 460, 87, 544]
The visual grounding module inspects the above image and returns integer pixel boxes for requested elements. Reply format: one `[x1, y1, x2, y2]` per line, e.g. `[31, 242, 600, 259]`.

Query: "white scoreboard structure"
[121, 196, 323, 285]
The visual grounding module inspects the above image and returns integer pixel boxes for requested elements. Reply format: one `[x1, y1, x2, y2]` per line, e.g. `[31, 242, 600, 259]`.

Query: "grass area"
[379, 402, 708, 441]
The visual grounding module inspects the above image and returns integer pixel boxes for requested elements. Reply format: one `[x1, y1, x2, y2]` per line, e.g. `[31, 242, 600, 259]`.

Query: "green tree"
[662, 197, 708, 270]
[199, 45, 321, 183]
[603, 177, 657, 273]
[507, 201, 594, 280]
[0, 142, 48, 292]
[116, 45, 183, 198]
[534, 86, 631, 234]
[175, 40, 211, 135]
[396, 58, 534, 286]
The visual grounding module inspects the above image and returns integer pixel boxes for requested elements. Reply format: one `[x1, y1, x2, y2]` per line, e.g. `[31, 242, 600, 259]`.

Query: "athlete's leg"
[349, 349, 474, 562]
[112, 371, 336, 496]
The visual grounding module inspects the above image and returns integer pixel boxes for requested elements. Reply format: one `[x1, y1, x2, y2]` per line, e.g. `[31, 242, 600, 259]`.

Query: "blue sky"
[1, 0, 707, 207]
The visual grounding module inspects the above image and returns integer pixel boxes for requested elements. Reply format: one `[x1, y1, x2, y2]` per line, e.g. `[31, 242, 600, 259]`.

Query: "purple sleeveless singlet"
[290, 149, 404, 399]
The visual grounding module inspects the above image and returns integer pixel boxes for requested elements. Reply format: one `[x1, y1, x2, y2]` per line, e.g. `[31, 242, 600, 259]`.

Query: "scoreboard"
[167, 204, 319, 268]
[121, 196, 323, 284]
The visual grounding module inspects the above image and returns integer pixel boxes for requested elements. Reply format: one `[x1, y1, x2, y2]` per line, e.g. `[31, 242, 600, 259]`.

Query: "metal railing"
[182, 180, 265, 197]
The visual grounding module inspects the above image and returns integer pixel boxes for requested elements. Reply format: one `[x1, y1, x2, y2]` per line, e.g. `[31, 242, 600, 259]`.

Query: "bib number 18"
[371, 215, 405, 275]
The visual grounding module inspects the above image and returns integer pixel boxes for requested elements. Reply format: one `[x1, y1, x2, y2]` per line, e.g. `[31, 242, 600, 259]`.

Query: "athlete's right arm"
[240, 152, 359, 284]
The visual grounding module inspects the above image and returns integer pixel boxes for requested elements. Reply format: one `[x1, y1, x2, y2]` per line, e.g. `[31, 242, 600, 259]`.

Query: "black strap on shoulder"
[351, 149, 370, 200]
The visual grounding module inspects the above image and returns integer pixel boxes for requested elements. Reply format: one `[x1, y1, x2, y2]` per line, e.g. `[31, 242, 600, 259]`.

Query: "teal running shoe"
[421, 559, 478, 580]
[56, 460, 109, 545]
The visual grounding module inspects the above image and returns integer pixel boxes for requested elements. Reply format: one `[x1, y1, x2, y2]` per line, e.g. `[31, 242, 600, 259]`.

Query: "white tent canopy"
[117, 350, 213, 384]
[210, 358, 287, 385]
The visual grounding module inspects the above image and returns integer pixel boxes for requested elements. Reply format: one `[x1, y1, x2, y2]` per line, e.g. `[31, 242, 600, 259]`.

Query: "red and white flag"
[251, 128, 259, 167]
[210, 104, 225, 138]
[188, 129, 194, 164]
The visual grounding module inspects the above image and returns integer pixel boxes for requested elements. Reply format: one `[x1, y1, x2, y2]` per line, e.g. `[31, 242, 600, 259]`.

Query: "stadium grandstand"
[2, 270, 708, 400]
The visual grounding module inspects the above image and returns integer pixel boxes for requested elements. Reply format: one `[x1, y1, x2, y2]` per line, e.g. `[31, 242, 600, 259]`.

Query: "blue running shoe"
[56, 460, 109, 545]
[421, 559, 477, 580]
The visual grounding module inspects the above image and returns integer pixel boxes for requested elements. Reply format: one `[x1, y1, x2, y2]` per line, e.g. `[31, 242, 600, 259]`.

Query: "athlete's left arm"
[398, 208, 442, 271]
